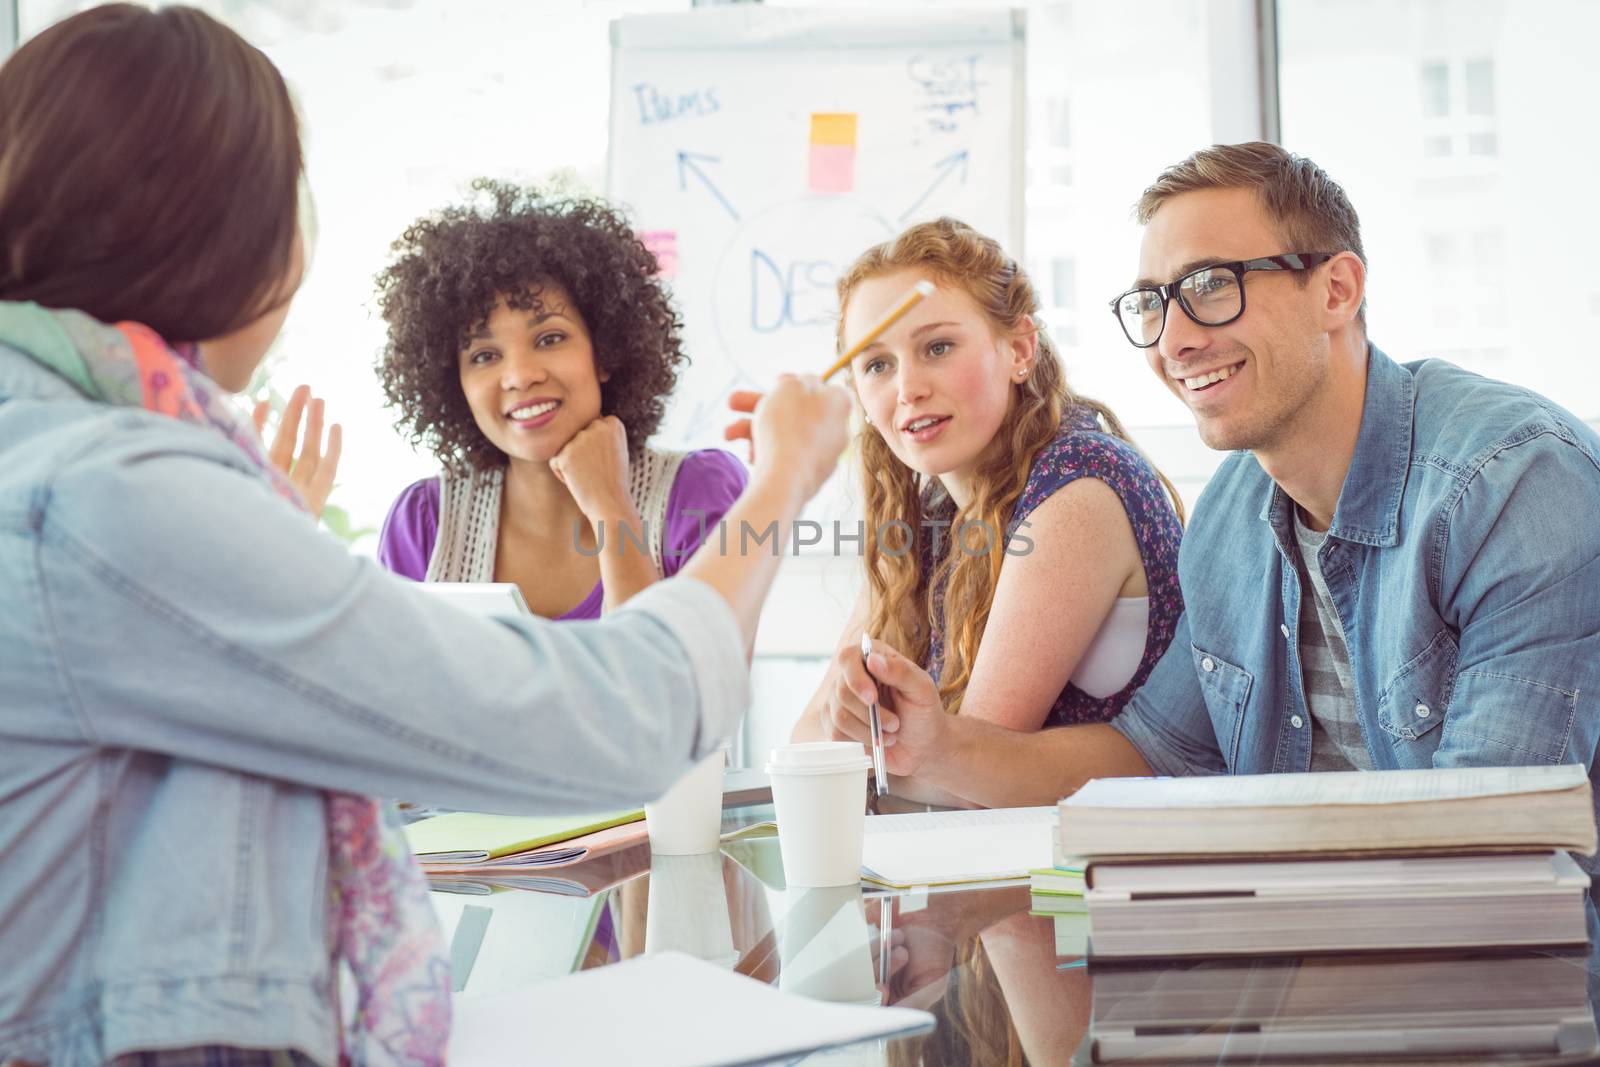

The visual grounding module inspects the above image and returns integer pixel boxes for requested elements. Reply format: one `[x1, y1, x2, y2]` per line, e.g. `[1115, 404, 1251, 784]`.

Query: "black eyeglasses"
[1109, 253, 1336, 349]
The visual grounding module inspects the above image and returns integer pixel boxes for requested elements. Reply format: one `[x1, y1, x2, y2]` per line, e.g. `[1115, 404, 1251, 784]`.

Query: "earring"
[1016, 368, 1029, 379]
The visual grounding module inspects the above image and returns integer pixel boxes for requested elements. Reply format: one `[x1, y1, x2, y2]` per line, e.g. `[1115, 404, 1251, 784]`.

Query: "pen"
[877, 896, 894, 986]
[861, 632, 888, 797]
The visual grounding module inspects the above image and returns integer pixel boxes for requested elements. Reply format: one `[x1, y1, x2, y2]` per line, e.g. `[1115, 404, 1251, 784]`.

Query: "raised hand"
[252, 384, 341, 519]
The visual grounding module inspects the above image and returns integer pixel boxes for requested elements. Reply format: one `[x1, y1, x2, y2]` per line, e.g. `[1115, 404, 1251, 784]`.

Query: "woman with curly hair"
[794, 218, 1185, 807]
[374, 180, 746, 617]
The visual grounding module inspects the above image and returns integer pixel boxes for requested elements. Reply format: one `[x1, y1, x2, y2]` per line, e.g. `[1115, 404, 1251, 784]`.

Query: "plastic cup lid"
[765, 741, 874, 776]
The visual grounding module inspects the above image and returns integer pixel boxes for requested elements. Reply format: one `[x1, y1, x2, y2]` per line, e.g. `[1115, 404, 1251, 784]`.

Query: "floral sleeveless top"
[920, 409, 1185, 726]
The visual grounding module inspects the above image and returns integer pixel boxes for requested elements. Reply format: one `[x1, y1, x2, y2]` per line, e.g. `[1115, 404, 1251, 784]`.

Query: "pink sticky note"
[638, 230, 679, 278]
[808, 144, 856, 194]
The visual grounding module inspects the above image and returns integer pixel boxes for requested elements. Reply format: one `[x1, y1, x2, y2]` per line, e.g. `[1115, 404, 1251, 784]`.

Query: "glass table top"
[427, 802, 1600, 1066]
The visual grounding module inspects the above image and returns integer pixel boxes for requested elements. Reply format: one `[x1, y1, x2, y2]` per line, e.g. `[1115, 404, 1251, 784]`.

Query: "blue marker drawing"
[900, 150, 970, 221]
[677, 150, 740, 222]
[632, 82, 721, 125]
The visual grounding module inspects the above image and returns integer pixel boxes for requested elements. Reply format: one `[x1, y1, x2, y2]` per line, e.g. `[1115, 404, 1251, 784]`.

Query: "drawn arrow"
[677, 151, 740, 222]
[899, 150, 970, 222]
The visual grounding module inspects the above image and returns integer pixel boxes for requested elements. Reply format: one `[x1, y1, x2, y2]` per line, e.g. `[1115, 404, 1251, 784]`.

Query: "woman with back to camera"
[0, 6, 849, 1063]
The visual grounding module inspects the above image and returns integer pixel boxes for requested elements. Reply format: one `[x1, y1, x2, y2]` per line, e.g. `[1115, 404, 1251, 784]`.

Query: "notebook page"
[861, 807, 1056, 887]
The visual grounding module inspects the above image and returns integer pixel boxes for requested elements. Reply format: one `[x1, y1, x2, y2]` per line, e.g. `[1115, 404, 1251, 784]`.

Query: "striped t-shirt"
[1292, 510, 1374, 772]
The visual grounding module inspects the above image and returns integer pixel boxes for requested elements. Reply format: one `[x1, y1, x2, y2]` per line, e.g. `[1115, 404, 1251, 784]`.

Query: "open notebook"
[860, 806, 1057, 889]
[405, 810, 644, 866]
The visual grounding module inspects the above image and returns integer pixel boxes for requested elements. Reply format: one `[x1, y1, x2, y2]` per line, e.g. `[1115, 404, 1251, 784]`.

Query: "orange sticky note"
[809, 113, 858, 148]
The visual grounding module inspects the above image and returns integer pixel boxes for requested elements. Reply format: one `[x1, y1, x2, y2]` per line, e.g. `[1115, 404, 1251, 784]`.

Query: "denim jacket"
[1113, 347, 1600, 877]
[0, 346, 749, 1065]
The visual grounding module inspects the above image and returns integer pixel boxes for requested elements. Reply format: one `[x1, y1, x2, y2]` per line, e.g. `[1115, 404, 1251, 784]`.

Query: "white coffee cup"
[765, 741, 872, 888]
[644, 852, 738, 968]
[645, 746, 727, 855]
[778, 885, 880, 1005]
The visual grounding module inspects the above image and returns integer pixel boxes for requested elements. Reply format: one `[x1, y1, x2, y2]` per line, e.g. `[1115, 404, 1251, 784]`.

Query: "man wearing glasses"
[847, 142, 1600, 840]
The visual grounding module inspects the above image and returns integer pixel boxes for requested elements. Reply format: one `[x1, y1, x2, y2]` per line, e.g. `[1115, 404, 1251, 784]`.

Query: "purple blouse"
[376, 449, 748, 621]
[920, 410, 1185, 726]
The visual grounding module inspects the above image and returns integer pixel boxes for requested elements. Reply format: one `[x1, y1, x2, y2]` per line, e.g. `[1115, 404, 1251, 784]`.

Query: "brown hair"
[1136, 141, 1367, 325]
[0, 4, 303, 342]
[839, 218, 1184, 716]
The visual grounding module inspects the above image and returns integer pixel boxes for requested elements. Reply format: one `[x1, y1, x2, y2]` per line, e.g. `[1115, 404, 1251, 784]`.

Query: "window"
[1050, 257, 1076, 311]
[1464, 57, 1495, 115]
[1280, 0, 1599, 422]
[1045, 95, 1072, 149]
[1417, 55, 1498, 160]
[1420, 62, 1450, 117]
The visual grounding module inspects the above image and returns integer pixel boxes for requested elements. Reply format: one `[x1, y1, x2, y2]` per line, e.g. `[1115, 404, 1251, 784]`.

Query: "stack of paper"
[1028, 864, 1085, 916]
[449, 950, 935, 1066]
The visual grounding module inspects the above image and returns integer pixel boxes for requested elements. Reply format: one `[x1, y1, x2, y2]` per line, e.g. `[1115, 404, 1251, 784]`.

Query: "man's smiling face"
[1136, 186, 1332, 453]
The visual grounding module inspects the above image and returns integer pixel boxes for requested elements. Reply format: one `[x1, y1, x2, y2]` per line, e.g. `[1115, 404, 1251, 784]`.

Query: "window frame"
[2, 0, 18, 57]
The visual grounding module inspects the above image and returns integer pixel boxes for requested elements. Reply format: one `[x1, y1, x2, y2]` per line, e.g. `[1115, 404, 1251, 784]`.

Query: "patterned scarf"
[0, 302, 451, 1065]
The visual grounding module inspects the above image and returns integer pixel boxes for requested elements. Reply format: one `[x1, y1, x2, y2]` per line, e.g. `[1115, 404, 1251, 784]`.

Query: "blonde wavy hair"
[841, 218, 1183, 715]
[885, 937, 1023, 1067]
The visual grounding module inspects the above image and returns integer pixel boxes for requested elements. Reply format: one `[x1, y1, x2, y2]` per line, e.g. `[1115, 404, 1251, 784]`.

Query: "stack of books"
[1090, 950, 1599, 1061]
[1059, 764, 1596, 959]
[1057, 764, 1600, 1062]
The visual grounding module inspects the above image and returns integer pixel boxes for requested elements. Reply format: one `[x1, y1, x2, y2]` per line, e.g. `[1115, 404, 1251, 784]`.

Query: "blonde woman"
[794, 218, 1183, 806]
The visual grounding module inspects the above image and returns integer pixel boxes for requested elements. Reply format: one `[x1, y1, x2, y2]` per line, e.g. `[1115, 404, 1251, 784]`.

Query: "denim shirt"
[1112, 347, 1600, 881]
[0, 348, 750, 1065]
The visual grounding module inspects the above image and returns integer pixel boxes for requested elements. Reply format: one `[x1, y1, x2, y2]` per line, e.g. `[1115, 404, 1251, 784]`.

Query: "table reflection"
[429, 805, 1600, 1067]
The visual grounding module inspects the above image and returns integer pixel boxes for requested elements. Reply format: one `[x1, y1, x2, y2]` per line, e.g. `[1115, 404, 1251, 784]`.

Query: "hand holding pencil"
[726, 376, 852, 504]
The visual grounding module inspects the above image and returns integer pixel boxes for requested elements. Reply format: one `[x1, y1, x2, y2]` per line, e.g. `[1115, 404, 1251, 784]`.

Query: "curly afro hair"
[375, 178, 687, 474]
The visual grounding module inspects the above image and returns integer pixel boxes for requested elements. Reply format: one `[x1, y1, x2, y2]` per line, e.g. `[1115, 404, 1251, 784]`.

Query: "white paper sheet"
[448, 951, 934, 1066]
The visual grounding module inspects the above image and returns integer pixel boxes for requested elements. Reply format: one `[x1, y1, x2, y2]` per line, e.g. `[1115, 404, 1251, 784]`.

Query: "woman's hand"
[252, 384, 341, 519]
[822, 637, 949, 778]
[549, 415, 637, 526]
[726, 376, 851, 504]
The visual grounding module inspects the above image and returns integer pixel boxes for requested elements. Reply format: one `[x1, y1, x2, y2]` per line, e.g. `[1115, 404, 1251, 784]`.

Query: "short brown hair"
[1136, 142, 1366, 324]
[0, 4, 302, 343]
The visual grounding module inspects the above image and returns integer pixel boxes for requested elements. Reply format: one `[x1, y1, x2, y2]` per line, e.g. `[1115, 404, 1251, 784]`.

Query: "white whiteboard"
[608, 6, 1025, 447]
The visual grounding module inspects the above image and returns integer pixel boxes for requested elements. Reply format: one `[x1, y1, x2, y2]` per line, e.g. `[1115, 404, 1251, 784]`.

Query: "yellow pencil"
[822, 279, 935, 382]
